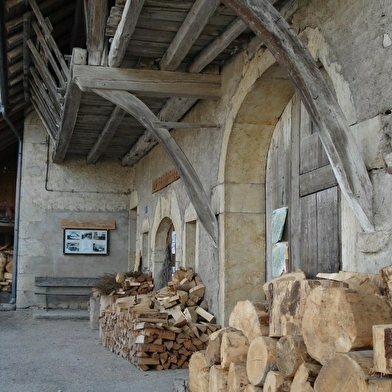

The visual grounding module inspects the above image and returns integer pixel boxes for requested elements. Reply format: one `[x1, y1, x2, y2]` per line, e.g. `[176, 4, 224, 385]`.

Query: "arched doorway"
[154, 217, 176, 289]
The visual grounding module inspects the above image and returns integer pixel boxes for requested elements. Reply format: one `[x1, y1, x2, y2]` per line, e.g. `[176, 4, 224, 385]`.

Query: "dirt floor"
[0, 309, 189, 392]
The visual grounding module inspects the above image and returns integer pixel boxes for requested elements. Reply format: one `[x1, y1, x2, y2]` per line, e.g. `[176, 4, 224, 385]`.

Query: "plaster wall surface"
[17, 112, 133, 309]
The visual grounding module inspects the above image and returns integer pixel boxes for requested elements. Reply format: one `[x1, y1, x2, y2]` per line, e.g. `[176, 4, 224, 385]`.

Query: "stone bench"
[35, 276, 100, 311]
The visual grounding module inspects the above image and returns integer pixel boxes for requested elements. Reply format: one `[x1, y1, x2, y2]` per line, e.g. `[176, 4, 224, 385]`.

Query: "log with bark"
[246, 336, 278, 387]
[302, 286, 392, 364]
[209, 365, 228, 392]
[189, 350, 209, 392]
[228, 362, 249, 392]
[220, 329, 249, 370]
[290, 362, 321, 392]
[268, 279, 347, 337]
[276, 335, 317, 378]
[313, 351, 373, 392]
[263, 370, 291, 392]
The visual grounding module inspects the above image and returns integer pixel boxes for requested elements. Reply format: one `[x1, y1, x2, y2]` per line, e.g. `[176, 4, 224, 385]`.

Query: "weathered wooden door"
[266, 95, 340, 279]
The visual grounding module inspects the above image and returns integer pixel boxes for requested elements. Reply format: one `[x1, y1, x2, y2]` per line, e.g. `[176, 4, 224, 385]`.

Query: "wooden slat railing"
[24, 0, 70, 142]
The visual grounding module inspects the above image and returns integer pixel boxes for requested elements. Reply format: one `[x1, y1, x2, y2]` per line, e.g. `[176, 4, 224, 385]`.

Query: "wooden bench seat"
[35, 276, 101, 311]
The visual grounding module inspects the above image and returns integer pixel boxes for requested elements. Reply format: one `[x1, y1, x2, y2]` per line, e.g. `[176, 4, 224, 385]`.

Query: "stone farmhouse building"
[0, 0, 391, 324]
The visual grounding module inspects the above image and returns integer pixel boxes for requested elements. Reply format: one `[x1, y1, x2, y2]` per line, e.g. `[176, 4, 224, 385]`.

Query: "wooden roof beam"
[53, 49, 86, 163]
[94, 89, 219, 246]
[121, 0, 295, 167]
[224, 0, 373, 232]
[108, 0, 145, 67]
[73, 65, 221, 99]
[86, 106, 126, 163]
[159, 0, 220, 71]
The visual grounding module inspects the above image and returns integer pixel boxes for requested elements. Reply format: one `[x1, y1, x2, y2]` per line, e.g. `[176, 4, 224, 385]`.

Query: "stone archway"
[218, 54, 295, 323]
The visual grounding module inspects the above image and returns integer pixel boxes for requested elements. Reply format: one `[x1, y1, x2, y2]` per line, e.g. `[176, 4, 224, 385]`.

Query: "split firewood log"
[246, 336, 278, 387]
[220, 329, 249, 370]
[228, 362, 249, 392]
[263, 371, 291, 392]
[290, 362, 321, 392]
[302, 286, 392, 364]
[205, 328, 232, 367]
[317, 271, 382, 294]
[209, 365, 228, 392]
[189, 351, 209, 392]
[243, 385, 262, 392]
[372, 324, 392, 375]
[276, 335, 318, 378]
[229, 300, 269, 341]
[313, 351, 373, 392]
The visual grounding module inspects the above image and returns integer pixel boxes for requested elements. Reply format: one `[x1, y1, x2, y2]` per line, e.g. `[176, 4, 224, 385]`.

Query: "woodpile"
[0, 246, 13, 292]
[188, 269, 392, 391]
[99, 267, 220, 371]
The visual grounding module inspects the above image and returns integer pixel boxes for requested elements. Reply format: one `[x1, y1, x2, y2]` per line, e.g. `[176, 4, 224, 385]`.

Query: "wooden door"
[266, 95, 340, 279]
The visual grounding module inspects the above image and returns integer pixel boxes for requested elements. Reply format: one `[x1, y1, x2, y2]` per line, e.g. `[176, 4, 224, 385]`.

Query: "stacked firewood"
[99, 267, 220, 371]
[189, 268, 392, 392]
[0, 247, 13, 292]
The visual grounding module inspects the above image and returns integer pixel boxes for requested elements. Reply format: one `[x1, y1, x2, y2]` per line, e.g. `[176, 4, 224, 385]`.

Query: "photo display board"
[63, 229, 108, 255]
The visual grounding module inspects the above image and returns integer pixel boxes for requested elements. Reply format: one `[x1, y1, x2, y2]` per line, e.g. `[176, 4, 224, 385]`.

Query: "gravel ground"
[0, 309, 189, 392]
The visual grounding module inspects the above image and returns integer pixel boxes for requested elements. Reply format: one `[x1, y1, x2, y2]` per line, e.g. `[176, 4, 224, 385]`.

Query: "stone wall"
[17, 112, 133, 309]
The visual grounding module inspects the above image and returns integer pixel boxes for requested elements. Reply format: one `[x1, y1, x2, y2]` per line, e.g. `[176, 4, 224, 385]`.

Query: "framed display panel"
[63, 229, 109, 255]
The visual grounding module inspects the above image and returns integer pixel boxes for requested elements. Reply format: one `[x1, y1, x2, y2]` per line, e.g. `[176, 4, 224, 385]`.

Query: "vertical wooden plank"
[300, 194, 317, 278]
[289, 94, 301, 272]
[86, 0, 108, 65]
[266, 100, 292, 280]
[316, 187, 340, 274]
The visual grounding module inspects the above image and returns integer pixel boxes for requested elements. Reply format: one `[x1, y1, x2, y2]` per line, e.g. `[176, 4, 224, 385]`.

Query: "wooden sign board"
[152, 168, 180, 193]
[61, 219, 116, 230]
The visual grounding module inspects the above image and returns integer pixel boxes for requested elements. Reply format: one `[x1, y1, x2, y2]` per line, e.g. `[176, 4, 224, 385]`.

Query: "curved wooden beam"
[224, 0, 374, 232]
[93, 88, 219, 246]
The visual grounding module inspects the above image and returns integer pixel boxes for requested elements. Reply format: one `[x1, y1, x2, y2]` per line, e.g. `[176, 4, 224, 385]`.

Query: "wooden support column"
[86, 0, 107, 65]
[93, 89, 219, 246]
[224, 0, 374, 232]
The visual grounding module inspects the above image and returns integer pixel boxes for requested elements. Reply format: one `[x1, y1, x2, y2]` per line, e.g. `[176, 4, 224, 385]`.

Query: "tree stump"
[302, 286, 392, 364]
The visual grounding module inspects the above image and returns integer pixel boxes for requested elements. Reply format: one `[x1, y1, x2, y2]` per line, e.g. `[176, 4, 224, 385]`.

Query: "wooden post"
[89, 296, 100, 330]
